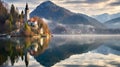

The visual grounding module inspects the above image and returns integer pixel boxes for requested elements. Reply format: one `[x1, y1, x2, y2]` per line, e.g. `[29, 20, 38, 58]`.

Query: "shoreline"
[0, 34, 51, 38]
[53, 34, 120, 37]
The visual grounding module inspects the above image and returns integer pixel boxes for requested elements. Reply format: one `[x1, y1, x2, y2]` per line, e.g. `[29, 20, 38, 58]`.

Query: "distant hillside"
[92, 13, 120, 23]
[30, 1, 105, 29]
[105, 17, 120, 24]
[104, 17, 120, 29]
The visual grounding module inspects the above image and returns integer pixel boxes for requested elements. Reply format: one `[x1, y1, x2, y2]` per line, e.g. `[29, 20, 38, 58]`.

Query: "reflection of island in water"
[0, 37, 50, 67]
[35, 36, 103, 67]
[35, 36, 120, 67]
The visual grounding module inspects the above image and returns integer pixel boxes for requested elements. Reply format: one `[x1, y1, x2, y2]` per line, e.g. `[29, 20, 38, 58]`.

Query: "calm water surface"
[0, 35, 120, 67]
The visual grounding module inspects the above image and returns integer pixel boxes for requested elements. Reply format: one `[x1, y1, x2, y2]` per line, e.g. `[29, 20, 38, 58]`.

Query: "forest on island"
[0, 1, 51, 36]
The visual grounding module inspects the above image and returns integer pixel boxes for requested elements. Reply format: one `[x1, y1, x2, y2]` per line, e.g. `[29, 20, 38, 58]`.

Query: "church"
[22, 3, 51, 36]
[23, 3, 38, 28]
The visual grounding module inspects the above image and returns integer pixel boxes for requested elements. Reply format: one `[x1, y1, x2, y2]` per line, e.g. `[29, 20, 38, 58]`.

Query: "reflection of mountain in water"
[0, 37, 50, 67]
[93, 39, 120, 55]
[35, 36, 118, 67]
[53, 37, 120, 67]
[34, 35, 120, 67]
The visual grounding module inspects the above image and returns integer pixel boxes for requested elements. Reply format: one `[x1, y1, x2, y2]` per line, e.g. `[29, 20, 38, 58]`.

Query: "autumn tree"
[37, 17, 51, 35]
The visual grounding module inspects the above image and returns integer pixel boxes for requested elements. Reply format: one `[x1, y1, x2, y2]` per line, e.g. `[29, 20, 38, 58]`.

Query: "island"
[0, 1, 51, 38]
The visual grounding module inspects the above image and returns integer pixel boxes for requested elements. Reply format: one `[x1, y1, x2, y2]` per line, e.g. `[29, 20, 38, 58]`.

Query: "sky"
[2, 0, 120, 16]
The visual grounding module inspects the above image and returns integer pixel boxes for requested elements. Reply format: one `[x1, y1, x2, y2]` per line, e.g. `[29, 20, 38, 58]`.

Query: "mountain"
[92, 13, 120, 23]
[30, 1, 105, 30]
[93, 12, 120, 29]
[104, 17, 120, 29]
[105, 17, 120, 24]
[30, 1, 73, 21]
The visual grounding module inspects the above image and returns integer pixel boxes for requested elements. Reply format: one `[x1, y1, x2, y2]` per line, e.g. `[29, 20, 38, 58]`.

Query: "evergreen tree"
[19, 10, 24, 22]
[24, 23, 30, 31]
[21, 10, 24, 18]
[0, 1, 9, 33]
[9, 14, 13, 24]
[0, 1, 9, 24]
[23, 23, 32, 36]
[4, 19, 12, 33]
[10, 4, 15, 16]
[10, 4, 19, 24]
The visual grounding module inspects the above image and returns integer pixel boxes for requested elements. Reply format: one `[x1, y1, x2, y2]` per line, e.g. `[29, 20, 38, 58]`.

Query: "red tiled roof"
[29, 18, 37, 22]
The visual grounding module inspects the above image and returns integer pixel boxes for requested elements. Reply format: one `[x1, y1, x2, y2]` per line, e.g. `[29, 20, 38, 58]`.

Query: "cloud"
[64, 1, 84, 4]
[3, 0, 45, 5]
[64, 0, 109, 4]
[109, 0, 120, 6]
[2, 0, 45, 13]
[4, 0, 37, 3]
[54, 52, 120, 67]
[85, 0, 109, 4]
[2, 0, 120, 15]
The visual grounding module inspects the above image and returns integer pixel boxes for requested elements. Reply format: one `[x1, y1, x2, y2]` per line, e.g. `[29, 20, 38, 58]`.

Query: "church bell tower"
[24, 3, 29, 23]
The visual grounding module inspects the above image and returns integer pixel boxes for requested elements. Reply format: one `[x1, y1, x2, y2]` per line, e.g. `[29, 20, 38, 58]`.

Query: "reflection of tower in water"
[40, 38, 44, 46]
[25, 52, 30, 67]
[24, 3, 29, 23]
[24, 37, 50, 67]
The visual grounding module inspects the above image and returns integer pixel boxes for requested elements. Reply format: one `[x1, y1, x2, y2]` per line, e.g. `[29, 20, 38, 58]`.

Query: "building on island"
[22, 3, 51, 36]
[24, 3, 29, 23]
[10, 3, 51, 37]
[28, 17, 38, 29]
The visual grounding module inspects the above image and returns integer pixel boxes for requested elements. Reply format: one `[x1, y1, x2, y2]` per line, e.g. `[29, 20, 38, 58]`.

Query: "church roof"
[28, 18, 37, 22]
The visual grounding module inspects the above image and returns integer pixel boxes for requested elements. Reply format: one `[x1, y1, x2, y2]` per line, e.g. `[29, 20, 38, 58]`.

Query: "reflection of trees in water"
[0, 37, 50, 67]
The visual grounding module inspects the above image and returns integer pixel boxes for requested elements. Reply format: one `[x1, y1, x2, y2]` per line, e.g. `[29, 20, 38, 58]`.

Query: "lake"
[0, 35, 120, 67]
